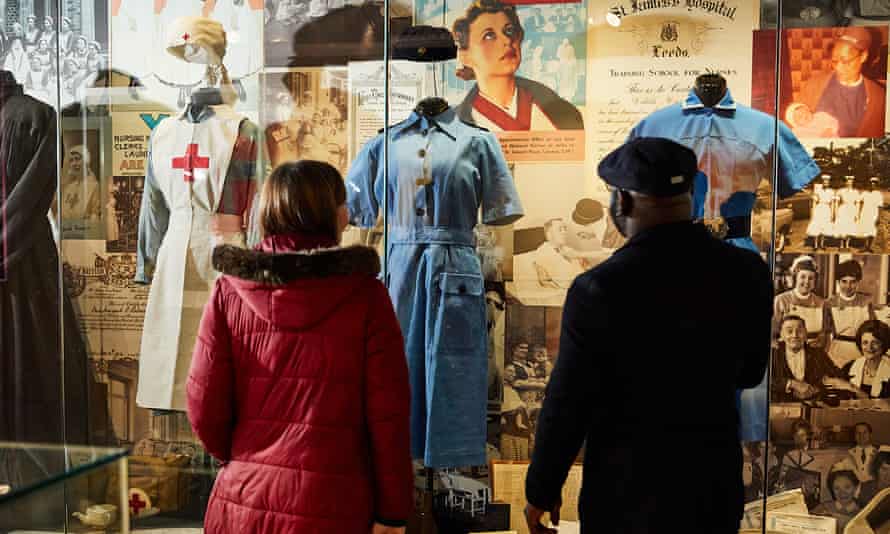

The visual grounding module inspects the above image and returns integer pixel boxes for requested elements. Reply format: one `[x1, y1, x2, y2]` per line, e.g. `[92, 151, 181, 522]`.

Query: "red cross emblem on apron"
[129, 492, 147, 515]
[172, 143, 210, 183]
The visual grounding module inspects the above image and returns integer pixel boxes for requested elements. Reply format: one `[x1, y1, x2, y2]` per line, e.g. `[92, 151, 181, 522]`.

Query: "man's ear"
[617, 189, 634, 217]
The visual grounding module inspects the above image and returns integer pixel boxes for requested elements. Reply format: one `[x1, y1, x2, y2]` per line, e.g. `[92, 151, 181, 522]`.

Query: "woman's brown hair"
[452, 0, 524, 80]
[259, 160, 346, 241]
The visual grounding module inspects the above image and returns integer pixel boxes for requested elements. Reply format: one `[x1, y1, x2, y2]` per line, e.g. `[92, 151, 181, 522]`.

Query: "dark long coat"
[0, 87, 89, 445]
[0, 83, 91, 528]
[526, 222, 773, 534]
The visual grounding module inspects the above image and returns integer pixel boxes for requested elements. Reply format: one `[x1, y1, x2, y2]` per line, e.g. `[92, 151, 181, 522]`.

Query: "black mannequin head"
[694, 73, 727, 107]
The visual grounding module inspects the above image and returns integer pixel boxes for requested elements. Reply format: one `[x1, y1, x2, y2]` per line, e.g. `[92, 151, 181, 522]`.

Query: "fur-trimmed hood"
[213, 244, 380, 284]
[212, 236, 381, 329]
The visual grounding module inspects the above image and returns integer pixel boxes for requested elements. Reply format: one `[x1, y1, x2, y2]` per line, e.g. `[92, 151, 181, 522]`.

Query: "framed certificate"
[490, 460, 582, 534]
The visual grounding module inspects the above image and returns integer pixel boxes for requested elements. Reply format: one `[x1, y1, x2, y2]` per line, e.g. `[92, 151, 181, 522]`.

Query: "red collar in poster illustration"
[473, 88, 534, 130]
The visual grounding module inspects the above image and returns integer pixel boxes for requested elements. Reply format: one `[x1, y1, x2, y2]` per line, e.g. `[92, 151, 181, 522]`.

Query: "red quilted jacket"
[186, 233, 413, 533]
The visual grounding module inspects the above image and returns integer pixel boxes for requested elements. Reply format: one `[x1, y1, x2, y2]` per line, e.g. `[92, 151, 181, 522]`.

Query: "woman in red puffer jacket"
[187, 160, 413, 533]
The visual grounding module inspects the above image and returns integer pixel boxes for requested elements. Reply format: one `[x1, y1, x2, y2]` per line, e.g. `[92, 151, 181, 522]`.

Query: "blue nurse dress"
[629, 88, 819, 253]
[628, 88, 820, 442]
[346, 107, 523, 467]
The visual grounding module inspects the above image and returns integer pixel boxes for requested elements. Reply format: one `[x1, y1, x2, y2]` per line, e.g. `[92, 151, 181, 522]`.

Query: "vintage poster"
[347, 60, 426, 164]
[587, 0, 758, 168]
[56, 109, 160, 369]
[57, 122, 104, 240]
[110, 111, 161, 253]
[262, 68, 350, 173]
[416, 0, 587, 162]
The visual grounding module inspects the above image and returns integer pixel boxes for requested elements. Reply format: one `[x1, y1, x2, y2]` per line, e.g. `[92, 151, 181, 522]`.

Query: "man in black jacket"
[524, 137, 774, 534]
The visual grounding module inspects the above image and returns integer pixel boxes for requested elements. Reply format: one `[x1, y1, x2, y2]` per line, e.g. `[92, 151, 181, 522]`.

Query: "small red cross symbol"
[129, 493, 147, 515]
[182, 32, 190, 41]
[172, 143, 210, 183]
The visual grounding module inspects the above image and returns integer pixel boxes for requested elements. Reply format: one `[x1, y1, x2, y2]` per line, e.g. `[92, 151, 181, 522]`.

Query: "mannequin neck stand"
[188, 86, 223, 121]
[694, 73, 727, 108]
[415, 96, 449, 116]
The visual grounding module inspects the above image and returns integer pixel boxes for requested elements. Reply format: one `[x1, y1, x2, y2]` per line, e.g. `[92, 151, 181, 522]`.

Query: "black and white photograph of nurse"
[54, 130, 103, 240]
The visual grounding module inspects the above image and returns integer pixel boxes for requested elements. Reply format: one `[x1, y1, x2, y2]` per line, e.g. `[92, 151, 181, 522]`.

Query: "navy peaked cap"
[597, 137, 699, 197]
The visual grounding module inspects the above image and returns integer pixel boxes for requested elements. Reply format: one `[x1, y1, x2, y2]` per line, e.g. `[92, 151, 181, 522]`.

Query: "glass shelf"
[0, 442, 129, 533]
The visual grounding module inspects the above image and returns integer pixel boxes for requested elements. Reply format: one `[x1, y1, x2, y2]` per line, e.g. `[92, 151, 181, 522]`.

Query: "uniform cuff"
[483, 204, 524, 226]
[134, 261, 154, 284]
[779, 159, 820, 199]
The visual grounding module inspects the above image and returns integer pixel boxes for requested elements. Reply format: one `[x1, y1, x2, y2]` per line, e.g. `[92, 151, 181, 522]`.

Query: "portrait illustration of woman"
[452, 0, 583, 131]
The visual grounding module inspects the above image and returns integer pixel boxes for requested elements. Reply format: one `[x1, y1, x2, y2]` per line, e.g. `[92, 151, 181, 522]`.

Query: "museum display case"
[6, 0, 890, 532]
[0, 443, 129, 532]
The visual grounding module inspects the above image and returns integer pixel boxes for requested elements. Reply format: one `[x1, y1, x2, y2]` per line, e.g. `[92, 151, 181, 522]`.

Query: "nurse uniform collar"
[839, 291, 858, 302]
[682, 86, 737, 112]
[390, 107, 460, 141]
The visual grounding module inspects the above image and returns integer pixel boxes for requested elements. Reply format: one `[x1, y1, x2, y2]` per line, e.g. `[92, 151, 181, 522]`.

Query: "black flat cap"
[597, 137, 698, 197]
[393, 25, 457, 62]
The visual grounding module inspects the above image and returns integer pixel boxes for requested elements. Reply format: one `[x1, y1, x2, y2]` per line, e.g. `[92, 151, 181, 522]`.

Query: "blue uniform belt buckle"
[702, 216, 728, 239]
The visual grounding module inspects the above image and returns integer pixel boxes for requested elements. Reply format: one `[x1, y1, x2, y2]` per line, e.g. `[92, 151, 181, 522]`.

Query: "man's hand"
[525, 500, 560, 534]
[371, 523, 405, 534]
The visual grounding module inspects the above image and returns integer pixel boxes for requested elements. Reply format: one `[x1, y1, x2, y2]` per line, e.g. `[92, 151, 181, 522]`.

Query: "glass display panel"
[0, 443, 128, 532]
[766, 5, 890, 534]
[0, 0, 858, 531]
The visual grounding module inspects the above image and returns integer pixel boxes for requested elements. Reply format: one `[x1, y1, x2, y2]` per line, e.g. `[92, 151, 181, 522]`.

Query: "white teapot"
[72, 503, 117, 527]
